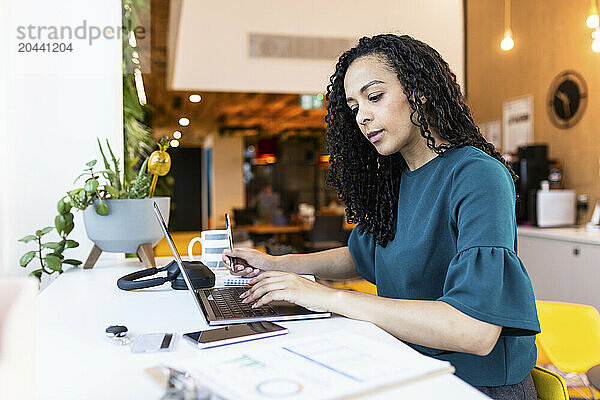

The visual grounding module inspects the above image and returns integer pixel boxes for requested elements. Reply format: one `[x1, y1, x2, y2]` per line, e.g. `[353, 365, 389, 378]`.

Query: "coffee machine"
[510, 144, 549, 225]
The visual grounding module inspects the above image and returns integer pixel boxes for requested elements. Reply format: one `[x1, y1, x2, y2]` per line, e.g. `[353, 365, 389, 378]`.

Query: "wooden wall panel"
[466, 0, 600, 209]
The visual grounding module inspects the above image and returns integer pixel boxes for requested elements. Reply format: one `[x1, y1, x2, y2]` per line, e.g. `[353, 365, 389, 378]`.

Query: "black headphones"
[117, 260, 215, 291]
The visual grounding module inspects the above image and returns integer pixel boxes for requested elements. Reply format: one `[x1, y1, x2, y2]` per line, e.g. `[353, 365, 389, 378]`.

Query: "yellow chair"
[535, 335, 552, 365]
[531, 366, 569, 400]
[331, 279, 377, 295]
[154, 232, 202, 257]
[536, 301, 600, 373]
[154, 233, 269, 258]
[536, 300, 600, 398]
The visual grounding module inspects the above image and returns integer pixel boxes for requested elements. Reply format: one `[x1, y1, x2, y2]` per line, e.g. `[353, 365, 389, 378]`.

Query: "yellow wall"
[466, 0, 600, 208]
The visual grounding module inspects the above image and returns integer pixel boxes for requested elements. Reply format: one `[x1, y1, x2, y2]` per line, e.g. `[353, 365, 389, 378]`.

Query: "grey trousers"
[475, 372, 537, 400]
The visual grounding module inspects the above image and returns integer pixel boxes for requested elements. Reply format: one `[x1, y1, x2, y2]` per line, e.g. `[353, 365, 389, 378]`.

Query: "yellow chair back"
[154, 232, 203, 257]
[530, 366, 568, 400]
[536, 300, 600, 373]
[535, 335, 552, 365]
[331, 279, 377, 295]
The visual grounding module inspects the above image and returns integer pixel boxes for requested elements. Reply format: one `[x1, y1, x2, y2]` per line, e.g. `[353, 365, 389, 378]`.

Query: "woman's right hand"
[221, 248, 276, 278]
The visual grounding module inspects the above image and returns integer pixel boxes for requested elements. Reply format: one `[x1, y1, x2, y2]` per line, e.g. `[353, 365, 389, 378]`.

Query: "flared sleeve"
[438, 156, 540, 335]
[439, 246, 540, 335]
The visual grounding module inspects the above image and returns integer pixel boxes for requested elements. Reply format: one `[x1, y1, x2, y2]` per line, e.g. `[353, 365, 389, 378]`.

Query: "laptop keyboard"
[209, 287, 277, 319]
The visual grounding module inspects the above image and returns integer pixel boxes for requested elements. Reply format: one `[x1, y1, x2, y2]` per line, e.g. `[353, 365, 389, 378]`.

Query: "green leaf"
[64, 222, 74, 236]
[96, 199, 110, 216]
[97, 138, 111, 170]
[104, 184, 119, 199]
[35, 227, 53, 237]
[63, 259, 82, 266]
[19, 251, 36, 267]
[18, 235, 37, 243]
[63, 212, 74, 226]
[68, 189, 87, 211]
[29, 269, 43, 279]
[55, 211, 75, 235]
[73, 171, 90, 184]
[55, 215, 66, 234]
[44, 255, 62, 271]
[84, 179, 99, 194]
[106, 140, 122, 191]
[85, 160, 97, 167]
[42, 242, 61, 250]
[65, 240, 79, 249]
[57, 198, 71, 214]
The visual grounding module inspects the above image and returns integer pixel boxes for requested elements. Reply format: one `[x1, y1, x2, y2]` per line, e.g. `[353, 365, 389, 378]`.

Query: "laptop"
[153, 202, 331, 326]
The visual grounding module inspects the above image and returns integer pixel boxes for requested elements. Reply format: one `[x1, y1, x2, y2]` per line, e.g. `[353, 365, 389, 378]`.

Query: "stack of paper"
[169, 330, 453, 399]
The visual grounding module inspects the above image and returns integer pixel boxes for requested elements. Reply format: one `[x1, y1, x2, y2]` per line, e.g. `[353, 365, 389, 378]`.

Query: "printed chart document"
[169, 330, 454, 399]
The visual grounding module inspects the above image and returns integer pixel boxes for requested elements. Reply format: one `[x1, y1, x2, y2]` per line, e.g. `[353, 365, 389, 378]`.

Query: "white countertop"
[517, 225, 600, 245]
[38, 256, 489, 400]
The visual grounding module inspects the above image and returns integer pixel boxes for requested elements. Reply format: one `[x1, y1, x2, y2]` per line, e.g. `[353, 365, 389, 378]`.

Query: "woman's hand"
[222, 248, 276, 278]
[240, 271, 336, 312]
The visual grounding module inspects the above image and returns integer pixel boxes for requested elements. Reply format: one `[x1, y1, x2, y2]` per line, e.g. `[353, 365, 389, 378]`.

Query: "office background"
[0, 0, 465, 276]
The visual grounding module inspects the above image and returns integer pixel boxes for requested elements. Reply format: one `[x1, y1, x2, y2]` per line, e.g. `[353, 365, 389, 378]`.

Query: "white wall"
[1, 0, 123, 276]
[170, 0, 464, 93]
[0, 0, 10, 276]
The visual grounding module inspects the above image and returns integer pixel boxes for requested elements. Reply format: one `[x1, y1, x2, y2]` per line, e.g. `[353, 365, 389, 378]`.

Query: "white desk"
[38, 257, 489, 399]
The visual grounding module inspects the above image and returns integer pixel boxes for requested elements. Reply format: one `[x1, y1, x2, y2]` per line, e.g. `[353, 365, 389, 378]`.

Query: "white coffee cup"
[188, 230, 229, 268]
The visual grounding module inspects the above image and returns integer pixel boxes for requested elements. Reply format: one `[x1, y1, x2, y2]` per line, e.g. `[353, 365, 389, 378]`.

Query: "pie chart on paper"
[256, 378, 303, 397]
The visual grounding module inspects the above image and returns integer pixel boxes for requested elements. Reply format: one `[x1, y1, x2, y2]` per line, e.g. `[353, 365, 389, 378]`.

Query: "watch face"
[547, 70, 587, 129]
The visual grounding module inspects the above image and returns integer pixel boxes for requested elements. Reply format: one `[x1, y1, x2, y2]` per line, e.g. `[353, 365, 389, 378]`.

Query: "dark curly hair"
[325, 34, 517, 247]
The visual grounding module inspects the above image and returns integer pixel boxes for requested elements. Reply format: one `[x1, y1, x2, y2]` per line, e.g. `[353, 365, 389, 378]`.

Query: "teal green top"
[348, 146, 540, 387]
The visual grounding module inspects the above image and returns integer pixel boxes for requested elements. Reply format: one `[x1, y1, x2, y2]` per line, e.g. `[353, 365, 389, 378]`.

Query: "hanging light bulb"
[593, 28, 600, 52]
[501, 30, 515, 51]
[133, 68, 147, 106]
[587, 0, 599, 28]
[500, 0, 514, 51]
[189, 94, 202, 103]
[128, 31, 137, 48]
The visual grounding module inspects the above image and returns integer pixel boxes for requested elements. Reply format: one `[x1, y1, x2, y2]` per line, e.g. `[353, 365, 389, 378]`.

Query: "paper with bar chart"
[169, 330, 454, 399]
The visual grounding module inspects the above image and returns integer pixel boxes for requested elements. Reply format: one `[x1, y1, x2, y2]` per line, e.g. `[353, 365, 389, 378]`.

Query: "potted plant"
[18, 137, 172, 279]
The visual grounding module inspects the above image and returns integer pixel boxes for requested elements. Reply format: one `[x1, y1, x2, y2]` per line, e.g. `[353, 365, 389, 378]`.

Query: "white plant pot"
[83, 197, 170, 253]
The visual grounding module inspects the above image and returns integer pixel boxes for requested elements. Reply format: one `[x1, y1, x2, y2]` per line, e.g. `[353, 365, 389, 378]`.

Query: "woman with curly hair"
[223, 34, 539, 399]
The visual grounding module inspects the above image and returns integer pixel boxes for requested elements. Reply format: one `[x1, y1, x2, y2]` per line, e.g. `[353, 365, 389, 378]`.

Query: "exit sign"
[299, 94, 324, 110]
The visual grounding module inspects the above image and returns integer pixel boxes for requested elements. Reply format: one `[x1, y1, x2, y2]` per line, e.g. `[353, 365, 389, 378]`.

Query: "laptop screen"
[153, 202, 205, 311]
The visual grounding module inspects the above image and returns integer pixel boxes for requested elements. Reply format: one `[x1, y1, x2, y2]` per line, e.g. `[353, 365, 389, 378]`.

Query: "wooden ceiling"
[145, 0, 328, 146]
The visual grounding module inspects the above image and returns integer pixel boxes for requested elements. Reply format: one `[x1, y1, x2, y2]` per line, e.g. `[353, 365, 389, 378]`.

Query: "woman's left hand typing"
[240, 271, 335, 312]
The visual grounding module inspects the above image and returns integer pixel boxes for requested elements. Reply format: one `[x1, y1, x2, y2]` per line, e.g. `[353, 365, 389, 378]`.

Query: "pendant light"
[587, 0, 599, 29]
[592, 27, 600, 52]
[500, 0, 514, 51]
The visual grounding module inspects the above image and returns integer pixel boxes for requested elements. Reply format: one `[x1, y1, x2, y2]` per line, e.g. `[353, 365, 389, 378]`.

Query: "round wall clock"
[547, 70, 588, 129]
